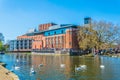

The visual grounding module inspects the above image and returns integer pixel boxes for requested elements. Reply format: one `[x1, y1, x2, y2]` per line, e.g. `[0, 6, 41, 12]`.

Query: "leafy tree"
[0, 33, 4, 42]
[77, 26, 98, 50]
[0, 41, 3, 51]
[0, 41, 5, 51]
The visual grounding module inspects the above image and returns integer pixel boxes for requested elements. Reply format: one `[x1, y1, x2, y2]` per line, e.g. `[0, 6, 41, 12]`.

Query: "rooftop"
[25, 24, 78, 36]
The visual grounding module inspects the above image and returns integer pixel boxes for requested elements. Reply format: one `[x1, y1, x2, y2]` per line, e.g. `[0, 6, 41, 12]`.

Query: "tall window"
[61, 30, 64, 33]
[56, 37, 58, 44]
[48, 33, 50, 36]
[46, 38, 48, 45]
[51, 38, 53, 44]
[54, 31, 56, 35]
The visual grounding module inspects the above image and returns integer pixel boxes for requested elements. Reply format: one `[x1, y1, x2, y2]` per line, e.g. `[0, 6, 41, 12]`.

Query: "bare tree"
[92, 21, 120, 49]
[77, 20, 120, 54]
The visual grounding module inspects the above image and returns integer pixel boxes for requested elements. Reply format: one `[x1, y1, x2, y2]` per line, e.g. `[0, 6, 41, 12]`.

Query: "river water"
[0, 53, 120, 80]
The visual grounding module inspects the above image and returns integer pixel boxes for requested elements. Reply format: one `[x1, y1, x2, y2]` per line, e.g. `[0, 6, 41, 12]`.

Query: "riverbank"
[6, 52, 120, 58]
[105, 53, 120, 57]
[31, 52, 69, 56]
[0, 62, 7, 67]
[0, 65, 19, 80]
[83, 53, 120, 58]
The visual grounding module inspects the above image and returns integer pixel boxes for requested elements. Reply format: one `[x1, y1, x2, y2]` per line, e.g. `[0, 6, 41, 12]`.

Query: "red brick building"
[16, 23, 79, 51]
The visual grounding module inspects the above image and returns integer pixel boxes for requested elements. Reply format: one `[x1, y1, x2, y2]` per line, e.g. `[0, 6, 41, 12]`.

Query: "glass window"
[61, 30, 63, 33]
[54, 31, 56, 35]
[48, 33, 50, 36]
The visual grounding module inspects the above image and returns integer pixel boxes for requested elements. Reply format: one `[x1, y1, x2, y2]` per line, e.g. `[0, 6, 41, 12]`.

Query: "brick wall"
[38, 23, 56, 31]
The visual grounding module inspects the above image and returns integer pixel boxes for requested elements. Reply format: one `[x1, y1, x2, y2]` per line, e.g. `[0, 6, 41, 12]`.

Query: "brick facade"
[38, 23, 56, 31]
[9, 23, 79, 52]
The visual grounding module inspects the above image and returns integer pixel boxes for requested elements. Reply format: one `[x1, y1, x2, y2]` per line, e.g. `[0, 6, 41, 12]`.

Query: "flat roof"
[25, 24, 78, 36]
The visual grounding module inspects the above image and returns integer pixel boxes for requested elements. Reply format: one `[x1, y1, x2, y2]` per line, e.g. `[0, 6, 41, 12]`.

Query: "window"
[60, 36, 63, 44]
[61, 30, 64, 33]
[51, 38, 53, 44]
[70, 31, 72, 34]
[56, 37, 58, 44]
[85, 20, 88, 24]
[48, 33, 50, 36]
[46, 38, 48, 44]
[54, 31, 56, 35]
[69, 42, 71, 45]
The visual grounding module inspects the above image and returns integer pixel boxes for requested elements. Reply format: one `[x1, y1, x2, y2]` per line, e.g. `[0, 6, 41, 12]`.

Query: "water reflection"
[0, 54, 120, 80]
[31, 55, 71, 80]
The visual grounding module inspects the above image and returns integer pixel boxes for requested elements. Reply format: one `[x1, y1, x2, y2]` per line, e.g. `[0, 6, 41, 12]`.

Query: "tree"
[0, 41, 6, 51]
[0, 41, 3, 51]
[77, 20, 120, 53]
[77, 26, 98, 50]
[92, 21, 120, 49]
[0, 33, 4, 42]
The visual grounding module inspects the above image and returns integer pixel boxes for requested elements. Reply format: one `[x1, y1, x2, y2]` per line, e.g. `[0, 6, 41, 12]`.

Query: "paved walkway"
[0, 65, 19, 80]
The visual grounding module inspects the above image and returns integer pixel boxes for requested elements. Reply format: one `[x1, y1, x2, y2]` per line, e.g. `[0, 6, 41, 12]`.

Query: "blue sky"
[0, 0, 120, 42]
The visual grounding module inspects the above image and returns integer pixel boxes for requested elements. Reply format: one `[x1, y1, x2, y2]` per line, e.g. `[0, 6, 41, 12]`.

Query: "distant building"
[0, 33, 4, 42]
[84, 17, 92, 27]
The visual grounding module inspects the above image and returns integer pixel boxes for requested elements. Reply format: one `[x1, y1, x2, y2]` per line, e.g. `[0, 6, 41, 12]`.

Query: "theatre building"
[9, 22, 79, 52]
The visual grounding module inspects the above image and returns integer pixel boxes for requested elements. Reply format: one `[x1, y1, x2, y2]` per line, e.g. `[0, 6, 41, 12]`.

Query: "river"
[0, 53, 120, 80]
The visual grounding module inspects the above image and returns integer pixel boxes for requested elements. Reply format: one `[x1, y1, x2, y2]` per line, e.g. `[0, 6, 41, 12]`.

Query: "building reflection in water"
[14, 53, 32, 66]
[8, 53, 120, 80]
[31, 55, 72, 80]
[1, 53, 120, 80]
[31, 55, 103, 80]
